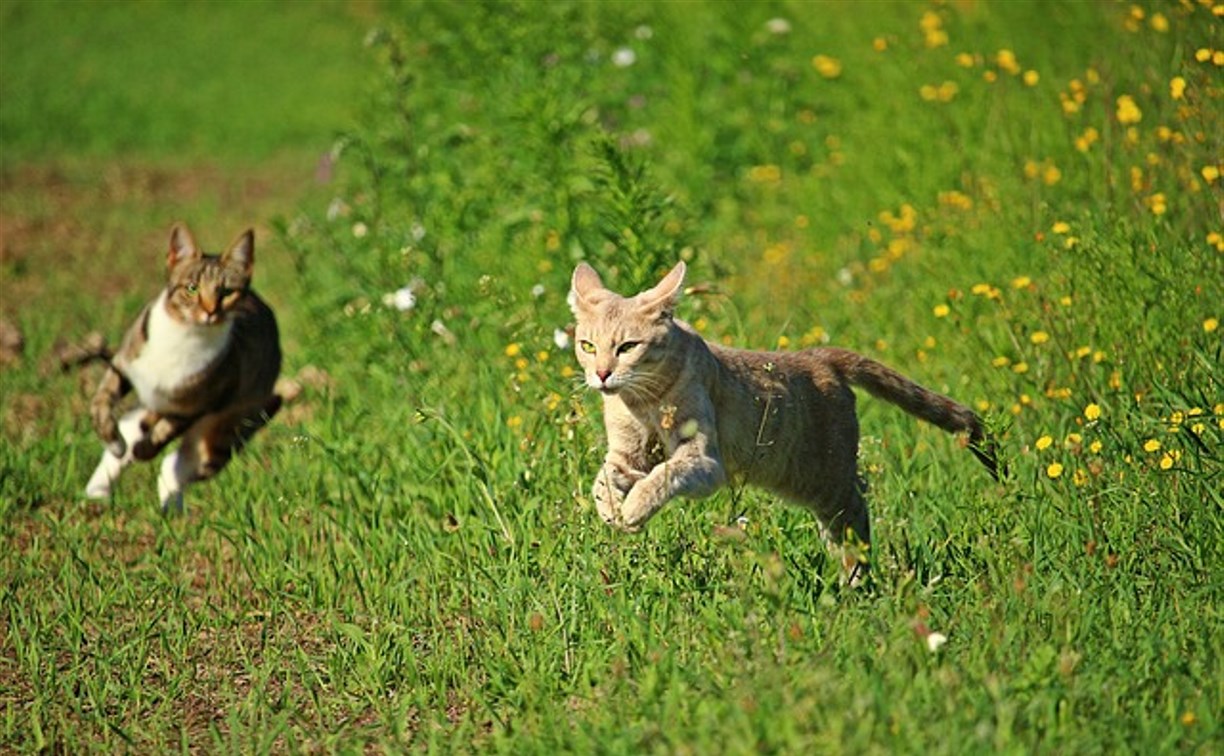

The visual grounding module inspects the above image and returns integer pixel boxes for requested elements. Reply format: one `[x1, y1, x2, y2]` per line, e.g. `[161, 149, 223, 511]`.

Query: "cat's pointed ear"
[223, 229, 255, 277]
[639, 261, 686, 317]
[569, 262, 604, 316]
[167, 223, 201, 269]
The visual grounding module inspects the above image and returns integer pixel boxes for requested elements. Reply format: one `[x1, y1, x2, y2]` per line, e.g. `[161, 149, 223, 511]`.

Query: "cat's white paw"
[85, 451, 124, 499]
[157, 452, 188, 513]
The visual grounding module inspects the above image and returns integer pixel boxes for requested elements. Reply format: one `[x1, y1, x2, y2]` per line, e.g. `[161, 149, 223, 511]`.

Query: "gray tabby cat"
[86, 224, 282, 511]
[570, 261, 999, 582]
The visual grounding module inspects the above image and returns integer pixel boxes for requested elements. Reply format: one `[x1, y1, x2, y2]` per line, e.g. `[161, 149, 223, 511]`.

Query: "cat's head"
[163, 224, 255, 326]
[569, 261, 686, 396]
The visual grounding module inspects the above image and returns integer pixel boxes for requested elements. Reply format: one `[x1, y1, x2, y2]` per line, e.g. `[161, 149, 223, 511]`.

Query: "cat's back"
[228, 288, 281, 394]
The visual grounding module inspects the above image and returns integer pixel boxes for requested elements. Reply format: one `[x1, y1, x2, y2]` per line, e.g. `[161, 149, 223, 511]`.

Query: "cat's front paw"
[618, 487, 662, 533]
[592, 475, 622, 525]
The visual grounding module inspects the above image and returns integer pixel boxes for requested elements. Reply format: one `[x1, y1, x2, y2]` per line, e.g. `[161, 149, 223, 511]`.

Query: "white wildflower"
[612, 47, 637, 68]
[383, 286, 416, 312]
[553, 328, 570, 350]
[765, 18, 791, 35]
[926, 632, 948, 653]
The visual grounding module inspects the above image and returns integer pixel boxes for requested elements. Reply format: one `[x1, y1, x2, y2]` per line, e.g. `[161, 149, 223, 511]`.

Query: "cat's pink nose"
[596, 369, 612, 383]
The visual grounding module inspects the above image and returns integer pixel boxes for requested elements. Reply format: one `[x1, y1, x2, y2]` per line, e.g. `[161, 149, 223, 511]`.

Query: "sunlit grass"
[2, 0, 1221, 752]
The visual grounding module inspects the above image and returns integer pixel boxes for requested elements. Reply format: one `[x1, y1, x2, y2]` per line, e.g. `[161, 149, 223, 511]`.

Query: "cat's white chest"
[123, 292, 233, 409]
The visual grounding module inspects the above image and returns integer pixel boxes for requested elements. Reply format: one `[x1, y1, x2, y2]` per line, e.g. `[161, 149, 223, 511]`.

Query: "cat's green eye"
[579, 340, 596, 354]
[616, 341, 640, 355]
[184, 283, 199, 296]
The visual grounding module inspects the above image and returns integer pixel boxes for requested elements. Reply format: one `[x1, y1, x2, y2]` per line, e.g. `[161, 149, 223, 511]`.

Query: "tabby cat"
[569, 261, 998, 580]
[86, 224, 282, 511]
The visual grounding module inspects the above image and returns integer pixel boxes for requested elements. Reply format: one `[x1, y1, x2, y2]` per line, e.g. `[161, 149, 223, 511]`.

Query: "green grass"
[2, 0, 1222, 752]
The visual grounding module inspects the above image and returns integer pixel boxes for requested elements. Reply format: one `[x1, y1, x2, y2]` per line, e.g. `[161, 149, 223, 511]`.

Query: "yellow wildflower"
[992, 356, 1011, 368]
[1035, 435, 1053, 450]
[1143, 439, 1161, 453]
[812, 55, 843, 79]
[1023, 70, 1040, 86]
[1203, 165, 1220, 183]
[1116, 95, 1142, 125]
[504, 343, 522, 358]
[1084, 403, 1102, 421]
[996, 49, 1021, 75]
[1147, 193, 1167, 215]
[1052, 221, 1071, 234]
[1149, 12, 1169, 32]
[1012, 275, 1032, 289]
[1089, 440, 1103, 454]
[1072, 468, 1089, 486]
[1204, 317, 1219, 333]
[1047, 462, 1064, 479]
[1031, 331, 1050, 345]
[1012, 362, 1029, 374]
[1170, 76, 1187, 100]
[1194, 48, 1212, 63]
[933, 304, 950, 318]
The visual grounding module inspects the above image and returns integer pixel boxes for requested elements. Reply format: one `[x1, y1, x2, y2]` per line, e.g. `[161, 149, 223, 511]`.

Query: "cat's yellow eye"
[616, 341, 640, 355]
[579, 340, 596, 354]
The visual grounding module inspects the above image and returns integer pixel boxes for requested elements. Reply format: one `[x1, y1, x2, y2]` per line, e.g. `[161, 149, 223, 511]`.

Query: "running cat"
[569, 261, 998, 581]
[86, 223, 282, 511]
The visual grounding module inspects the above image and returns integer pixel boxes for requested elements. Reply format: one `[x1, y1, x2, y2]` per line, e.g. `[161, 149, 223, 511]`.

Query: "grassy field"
[2, 0, 1221, 752]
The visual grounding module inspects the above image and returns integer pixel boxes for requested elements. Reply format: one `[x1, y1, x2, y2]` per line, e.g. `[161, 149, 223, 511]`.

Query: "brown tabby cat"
[86, 223, 282, 511]
[570, 261, 998, 581]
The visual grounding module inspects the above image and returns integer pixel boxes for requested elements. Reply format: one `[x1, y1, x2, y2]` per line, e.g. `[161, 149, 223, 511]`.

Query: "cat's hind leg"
[809, 479, 871, 587]
[157, 396, 281, 512]
[85, 409, 147, 499]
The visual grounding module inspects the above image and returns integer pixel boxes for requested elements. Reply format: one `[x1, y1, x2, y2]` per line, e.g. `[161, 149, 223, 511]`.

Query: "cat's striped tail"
[827, 348, 1002, 480]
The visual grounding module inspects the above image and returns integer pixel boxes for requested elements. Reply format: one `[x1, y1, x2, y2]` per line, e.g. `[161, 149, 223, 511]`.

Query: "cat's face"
[570, 262, 686, 397]
[163, 225, 254, 326]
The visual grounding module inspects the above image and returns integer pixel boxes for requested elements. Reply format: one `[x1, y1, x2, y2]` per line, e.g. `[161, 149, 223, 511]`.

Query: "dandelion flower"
[1203, 318, 1218, 333]
[812, 55, 843, 79]
[1073, 468, 1089, 486]
[1023, 70, 1040, 86]
[1047, 462, 1064, 479]
[504, 343, 522, 358]
[1143, 438, 1161, 453]
[1035, 435, 1053, 450]
[1052, 221, 1071, 234]
[1012, 361, 1029, 374]
[1031, 331, 1050, 345]
[1089, 440, 1103, 454]
[1170, 76, 1187, 100]
[996, 49, 1020, 75]
[1159, 453, 1175, 470]
[1084, 403, 1102, 421]
[933, 304, 950, 318]
[1012, 275, 1032, 289]
[1116, 94, 1142, 125]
